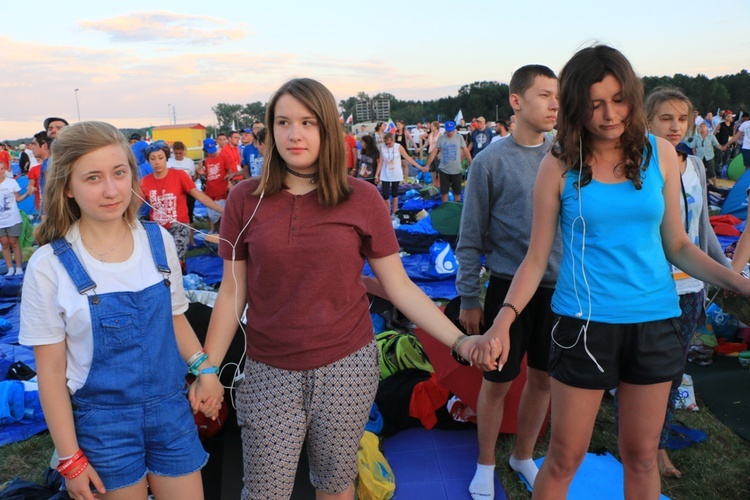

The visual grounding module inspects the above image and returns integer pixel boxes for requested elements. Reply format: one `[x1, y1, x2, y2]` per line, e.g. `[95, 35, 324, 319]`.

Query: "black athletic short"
[548, 315, 683, 390]
[438, 171, 462, 195]
[483, 276, 555, 383]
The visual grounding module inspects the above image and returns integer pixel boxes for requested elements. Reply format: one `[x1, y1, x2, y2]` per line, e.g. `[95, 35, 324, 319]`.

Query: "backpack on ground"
[376, 330, 433, 380]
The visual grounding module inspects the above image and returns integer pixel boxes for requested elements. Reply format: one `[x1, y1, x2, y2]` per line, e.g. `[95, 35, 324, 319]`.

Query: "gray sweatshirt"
[456, 134, 562, 310]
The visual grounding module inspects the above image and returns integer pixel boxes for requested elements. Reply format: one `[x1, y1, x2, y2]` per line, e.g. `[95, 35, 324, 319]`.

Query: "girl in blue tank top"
[473, 45, 750, 500]
[19, 122, 221, 500]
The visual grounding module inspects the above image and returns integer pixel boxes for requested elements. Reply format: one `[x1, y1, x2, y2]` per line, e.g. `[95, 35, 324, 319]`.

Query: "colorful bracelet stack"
[57, 449, 89, 480]
[188, 350, 209, 376]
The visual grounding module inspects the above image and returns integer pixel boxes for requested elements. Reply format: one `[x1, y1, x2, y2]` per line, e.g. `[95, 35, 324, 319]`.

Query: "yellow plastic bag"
[356, 431, 395, 500]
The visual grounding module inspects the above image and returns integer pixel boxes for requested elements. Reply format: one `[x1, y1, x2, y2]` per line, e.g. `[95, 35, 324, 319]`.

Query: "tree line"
[209, 70, 749, 131]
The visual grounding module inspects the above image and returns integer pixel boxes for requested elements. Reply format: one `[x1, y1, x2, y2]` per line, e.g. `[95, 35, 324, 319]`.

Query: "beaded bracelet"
[450, 335, 471, 366]
[501, 302, 520, 320]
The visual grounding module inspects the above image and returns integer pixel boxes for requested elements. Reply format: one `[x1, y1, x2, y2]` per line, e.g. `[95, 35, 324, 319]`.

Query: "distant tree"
[242, 101, 267, 125]
[212, 103, 243, 130]
[456, 81, 511, 121]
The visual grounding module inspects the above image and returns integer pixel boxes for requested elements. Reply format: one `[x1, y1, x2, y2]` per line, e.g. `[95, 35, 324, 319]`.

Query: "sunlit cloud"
[0, 36, 457, 139]
[79, 12, 249, 44]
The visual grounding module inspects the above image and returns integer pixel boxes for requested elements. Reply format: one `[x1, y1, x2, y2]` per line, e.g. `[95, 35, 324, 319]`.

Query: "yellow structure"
[151, 123, 206, 161]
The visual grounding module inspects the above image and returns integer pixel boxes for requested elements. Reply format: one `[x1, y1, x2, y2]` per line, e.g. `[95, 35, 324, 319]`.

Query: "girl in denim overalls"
[20, 122, 221, 500]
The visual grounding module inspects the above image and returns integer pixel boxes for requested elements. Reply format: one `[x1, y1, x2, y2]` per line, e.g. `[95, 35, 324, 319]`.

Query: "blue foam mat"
[521, 452, 669, 499]
[382, 427, 506, 500]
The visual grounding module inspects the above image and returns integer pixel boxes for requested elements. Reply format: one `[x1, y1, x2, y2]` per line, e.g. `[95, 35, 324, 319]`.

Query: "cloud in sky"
[79, 12, 249, 44]
[0, 35, 454, 139]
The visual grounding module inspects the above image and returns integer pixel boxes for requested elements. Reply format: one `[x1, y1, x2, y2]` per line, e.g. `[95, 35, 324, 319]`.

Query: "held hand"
[461, 335, 500, 372]
[197, 395, 222, 420]
[65, 464, 106, 500]
[189, 374, 224, 418]
[375, 176, 380, 184]
[458, 307, 484, 335]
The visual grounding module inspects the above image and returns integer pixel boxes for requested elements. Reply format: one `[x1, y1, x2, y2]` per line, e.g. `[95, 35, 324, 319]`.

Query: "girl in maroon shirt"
[191, 78, 499, 499]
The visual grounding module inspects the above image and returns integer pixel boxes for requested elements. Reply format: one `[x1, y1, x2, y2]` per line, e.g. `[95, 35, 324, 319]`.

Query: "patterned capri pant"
[235, 340, 380, 499]
[166, 223, 192, 261]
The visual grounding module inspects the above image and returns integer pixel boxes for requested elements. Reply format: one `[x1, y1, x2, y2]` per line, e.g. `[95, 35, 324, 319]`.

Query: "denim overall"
[51, 222, 206, 490]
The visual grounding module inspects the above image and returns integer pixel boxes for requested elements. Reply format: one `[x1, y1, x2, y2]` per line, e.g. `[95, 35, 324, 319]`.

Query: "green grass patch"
[495, 394, 750, 499]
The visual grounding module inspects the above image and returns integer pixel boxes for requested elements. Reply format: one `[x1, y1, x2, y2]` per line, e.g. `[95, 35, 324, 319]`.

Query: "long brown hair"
[35, 121, 141, 246]
[253, 78, 350, 206]
[553, 45, 650, 189]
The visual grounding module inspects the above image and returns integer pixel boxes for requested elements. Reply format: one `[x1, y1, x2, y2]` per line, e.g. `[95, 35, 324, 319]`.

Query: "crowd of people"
[3, 43, 750, 500]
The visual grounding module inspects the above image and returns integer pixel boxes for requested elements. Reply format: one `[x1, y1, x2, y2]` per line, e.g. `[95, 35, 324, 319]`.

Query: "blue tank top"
[551, 135, 680, 323]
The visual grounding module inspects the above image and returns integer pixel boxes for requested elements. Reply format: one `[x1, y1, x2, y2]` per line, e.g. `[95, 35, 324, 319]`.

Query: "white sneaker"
[14, 268, 23, 276]
[4, 268, 14, 277]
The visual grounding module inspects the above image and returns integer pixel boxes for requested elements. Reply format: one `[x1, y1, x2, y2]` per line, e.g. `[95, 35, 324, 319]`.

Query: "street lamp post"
[74, 89, 81, 122]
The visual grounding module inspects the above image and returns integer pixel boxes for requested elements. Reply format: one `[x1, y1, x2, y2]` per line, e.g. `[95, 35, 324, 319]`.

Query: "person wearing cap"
[128, 133, 142, 145]
[239, 127, 254, 160]
[469, 117, 493, 157]
[200, 138, 229, 233]
[38, 117, 69, 210]
[241, 128, 262, 179]
[425, 121, 471, 203]
[44, 117, 68, 139]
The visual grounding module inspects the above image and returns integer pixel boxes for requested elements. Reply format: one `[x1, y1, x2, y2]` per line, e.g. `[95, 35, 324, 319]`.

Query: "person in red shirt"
[199, 138, 230, 233]
[0, 144, 10, 175]
[218, 131, 242, 185]
[343, 127, 357, 175]
[26, 131, 51, 211]
[140, 141, 224, 266]
[191, 77, 500, 499]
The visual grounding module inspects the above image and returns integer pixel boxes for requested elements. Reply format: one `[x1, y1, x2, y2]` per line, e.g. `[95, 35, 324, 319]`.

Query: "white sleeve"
[19, 249, 67, 346]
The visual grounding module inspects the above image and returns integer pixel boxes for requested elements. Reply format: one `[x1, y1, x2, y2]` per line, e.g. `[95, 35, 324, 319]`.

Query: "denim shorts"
[72, 389, 208, 491]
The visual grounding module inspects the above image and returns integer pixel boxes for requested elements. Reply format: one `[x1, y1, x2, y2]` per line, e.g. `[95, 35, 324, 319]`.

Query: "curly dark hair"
[553, 45, 651, 190]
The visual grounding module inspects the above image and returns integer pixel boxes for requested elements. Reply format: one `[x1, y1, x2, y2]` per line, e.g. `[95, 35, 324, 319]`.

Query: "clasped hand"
[188, 374, 225, 420]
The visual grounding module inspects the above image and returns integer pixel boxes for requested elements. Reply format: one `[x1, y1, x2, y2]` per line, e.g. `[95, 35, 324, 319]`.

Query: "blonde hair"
[254, 78, 350, 206]
[34, 121, 141, 246]
[644, 86, 694, 137]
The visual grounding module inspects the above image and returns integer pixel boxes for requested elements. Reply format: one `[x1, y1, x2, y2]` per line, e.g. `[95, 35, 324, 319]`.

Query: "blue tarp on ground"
[362, 253, 457, 300]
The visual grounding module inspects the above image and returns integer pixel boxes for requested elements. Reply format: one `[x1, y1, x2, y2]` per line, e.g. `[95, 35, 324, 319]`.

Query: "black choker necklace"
[285, 165, 317, 184]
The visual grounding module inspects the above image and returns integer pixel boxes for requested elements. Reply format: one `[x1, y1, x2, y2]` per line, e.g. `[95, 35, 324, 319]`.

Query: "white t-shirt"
[379, 144, 403, 182]
[739, 120, 750, 150]
[672, 156, 704, 295]
[168, 157, 196, 178]
[19, 221, 188, 394]
[0, 178, 22, 228]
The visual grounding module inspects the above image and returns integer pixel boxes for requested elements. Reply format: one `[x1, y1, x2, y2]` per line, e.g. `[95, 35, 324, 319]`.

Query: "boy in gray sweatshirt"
[456, 65, 562, 499]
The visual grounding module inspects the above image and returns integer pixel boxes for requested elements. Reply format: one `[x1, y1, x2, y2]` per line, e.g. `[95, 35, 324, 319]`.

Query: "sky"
[2, 0, 748, 140]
